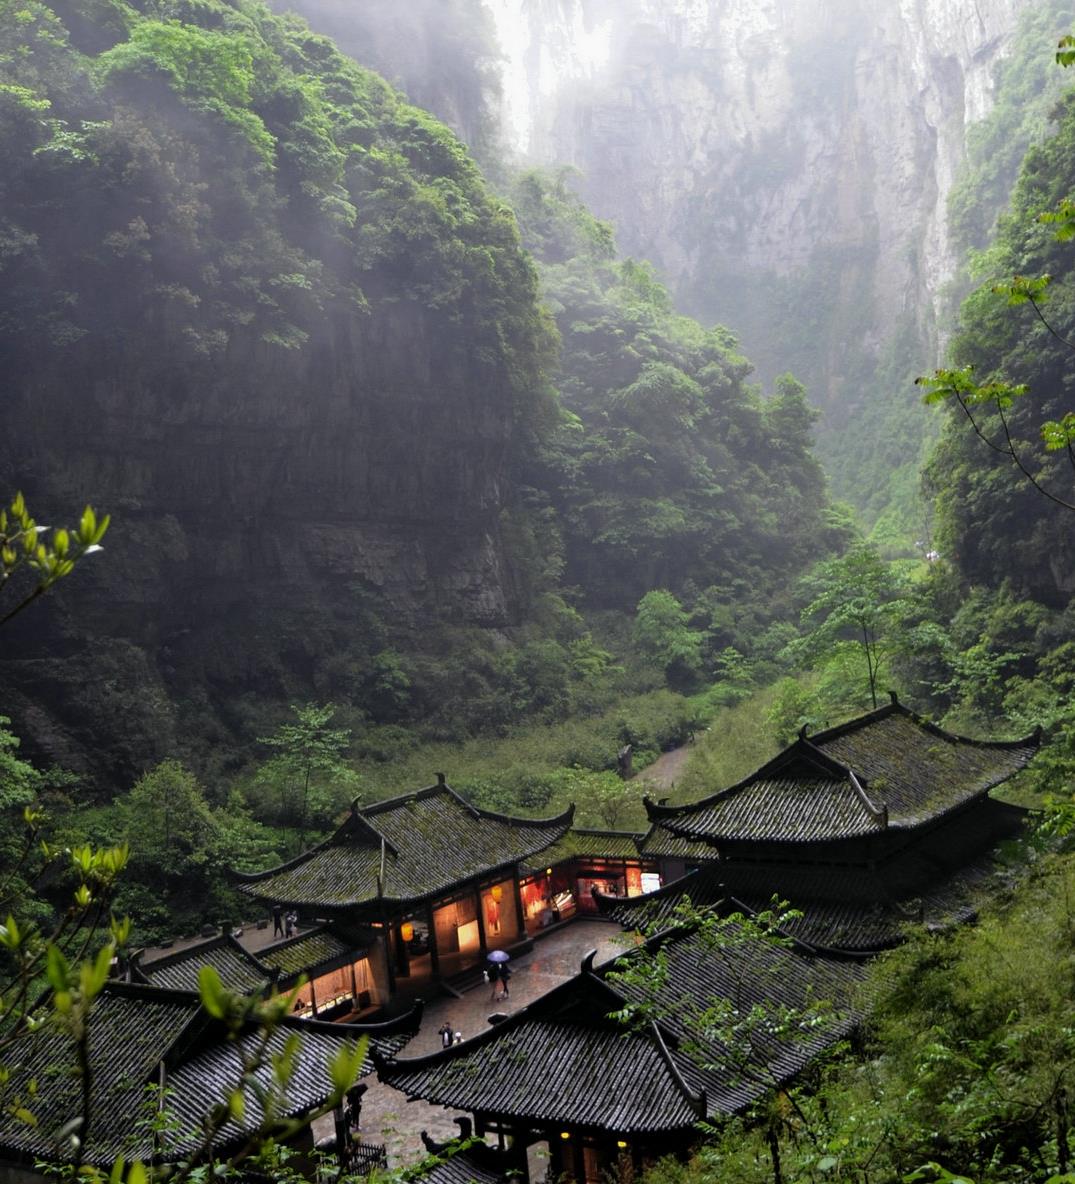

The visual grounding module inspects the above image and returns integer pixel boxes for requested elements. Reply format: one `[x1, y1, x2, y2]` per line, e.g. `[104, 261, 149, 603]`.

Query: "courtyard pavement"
[313, 917, 627, 1169]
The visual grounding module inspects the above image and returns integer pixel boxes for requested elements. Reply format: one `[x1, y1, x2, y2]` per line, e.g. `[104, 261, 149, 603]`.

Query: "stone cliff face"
[0, 3, 552, 785]
[296, 0, 1050, 525]
[483, 0, 1032, 408]
[5, 300, 519, 780]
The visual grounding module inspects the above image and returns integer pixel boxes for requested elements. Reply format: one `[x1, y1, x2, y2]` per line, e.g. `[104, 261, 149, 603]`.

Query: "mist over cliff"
[285, 0, 1069, 537]
[1, 0, 842, 787]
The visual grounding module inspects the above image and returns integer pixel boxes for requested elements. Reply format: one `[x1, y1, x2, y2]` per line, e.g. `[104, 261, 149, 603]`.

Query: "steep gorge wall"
[5, 294, 522, 782]
[0, 1, 549, 784]
[296, 0, 1056, 530]
[486, 0, 1025, 361]
[483, 0, 1042, 524]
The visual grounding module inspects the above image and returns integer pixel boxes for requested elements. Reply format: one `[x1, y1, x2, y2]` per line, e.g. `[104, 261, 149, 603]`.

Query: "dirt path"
[630, 743, 691, 792]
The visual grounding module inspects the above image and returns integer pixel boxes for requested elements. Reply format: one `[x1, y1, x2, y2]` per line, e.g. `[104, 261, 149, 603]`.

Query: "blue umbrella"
[486, 949, 510, 963]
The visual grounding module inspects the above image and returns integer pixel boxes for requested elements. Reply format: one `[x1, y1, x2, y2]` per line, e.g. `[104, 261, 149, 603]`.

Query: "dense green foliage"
[0, 0, 848, 791]
[817, 2, 1074, 555]
[643, 845, 1075, 1184]
[911, 52, 1075, 760]
[948, 1, 1075, 258]
[0, 0, 553, 418]
[928, 88, 1075, 604]
[509, 169, 844, 612]
[264, 0, 501, 165]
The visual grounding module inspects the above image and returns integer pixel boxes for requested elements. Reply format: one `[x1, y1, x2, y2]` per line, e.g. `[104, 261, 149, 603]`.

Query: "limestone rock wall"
[482, 0, 1032, 407]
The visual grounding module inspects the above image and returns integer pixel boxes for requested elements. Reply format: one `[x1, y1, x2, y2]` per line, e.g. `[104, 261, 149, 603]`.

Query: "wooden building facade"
[234, 778, 576, 1004]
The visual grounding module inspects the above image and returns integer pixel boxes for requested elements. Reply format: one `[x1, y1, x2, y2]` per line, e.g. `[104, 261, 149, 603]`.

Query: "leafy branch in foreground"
[0, 494, 109, 625]
[608, 896, 840, 1184]
[916, 39, 1075, 515]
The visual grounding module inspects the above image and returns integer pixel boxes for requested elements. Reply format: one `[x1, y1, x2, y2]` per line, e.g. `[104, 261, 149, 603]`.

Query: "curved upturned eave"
[233, 788, 574, 901]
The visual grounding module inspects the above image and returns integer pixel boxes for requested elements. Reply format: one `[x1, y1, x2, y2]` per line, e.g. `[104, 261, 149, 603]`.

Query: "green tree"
[255, 702, 356, 851]
[633, 589, 704, 688]
[765, 677, 825, 746]
[123, 760, 218, 878]
[0, 490, 360, 1182]
[793, 543, 914, 709]
[550, 766, 641, 830]
[608, 897, 843, 1184]
[917, 42, 1075, 572]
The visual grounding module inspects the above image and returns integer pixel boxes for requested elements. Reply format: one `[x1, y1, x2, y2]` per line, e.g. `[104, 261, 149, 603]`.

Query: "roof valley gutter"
[848, 769, 888, 827]
[648, 1020, 707, 1117]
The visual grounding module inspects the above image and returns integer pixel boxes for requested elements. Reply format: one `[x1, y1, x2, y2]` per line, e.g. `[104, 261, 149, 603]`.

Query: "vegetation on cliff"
[0, 0, 846, 792]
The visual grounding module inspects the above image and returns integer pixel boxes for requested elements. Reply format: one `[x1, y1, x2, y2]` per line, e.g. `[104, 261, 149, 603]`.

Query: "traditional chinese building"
[378, 906, 864, 1181]
[0, 980, 421, 1176]
[517, 828, 659, 931]
[134, 924, 379, 1020]
[234, 778, 576, 1003]
[628, 696, 1039, 951]
[377, 700, 1038, 1181]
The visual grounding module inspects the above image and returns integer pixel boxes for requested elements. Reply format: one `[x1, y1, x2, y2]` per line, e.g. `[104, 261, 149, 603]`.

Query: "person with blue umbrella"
[487, 949, 511, 1000]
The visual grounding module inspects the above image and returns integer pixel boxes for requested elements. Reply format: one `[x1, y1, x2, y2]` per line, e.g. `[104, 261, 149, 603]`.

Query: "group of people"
[438, 1022, 464, 1048]
[271, 903, 299, 938]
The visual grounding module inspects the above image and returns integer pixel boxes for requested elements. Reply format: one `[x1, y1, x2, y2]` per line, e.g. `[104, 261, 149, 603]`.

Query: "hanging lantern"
[401, 921, 414, 942]
[490, 885, 502, 901]
[545, 867, 553, 877]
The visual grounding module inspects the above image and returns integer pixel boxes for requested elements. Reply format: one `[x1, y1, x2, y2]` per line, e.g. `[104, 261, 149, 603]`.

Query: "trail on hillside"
[631, 744, 691, 792]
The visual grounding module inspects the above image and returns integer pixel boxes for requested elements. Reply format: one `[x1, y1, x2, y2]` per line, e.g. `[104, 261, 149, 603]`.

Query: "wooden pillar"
[573, 1138, 585, 1183]
[512, 869, 526, 938]
[549, 1132, 579, 1182]
[509, 1127, 532, 1183]
[426, 900, 440, 978]
[383, 925, 396, 997]
[475, 883, 488, 953]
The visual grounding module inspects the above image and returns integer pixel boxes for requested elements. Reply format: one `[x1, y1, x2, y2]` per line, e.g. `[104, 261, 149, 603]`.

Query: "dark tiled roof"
[385, 1014, 701, 1133]
[0, 984, 423, 1168]
[164, 1012, 419, 1156]
[381, 920, 862, 1130]
[0, 983, 203, 1165]
[137, 935, 272, 995]
[636, 828, 722, 860]
[237, 786, 572, 909]
[523, 828, 644, 869]
[655, 775, 881, 844]
[811, 705, 1037, 825]
[606, 800, 1029, 952]
[617, 922, 864, 1117]
[607, 863, 920, 953]
[408, 1146, 515, 1184]
[645, 702, 1037, 847]
[258, 927, 355, 979]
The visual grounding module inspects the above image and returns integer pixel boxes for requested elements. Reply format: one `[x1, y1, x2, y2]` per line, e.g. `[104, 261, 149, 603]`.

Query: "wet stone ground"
[313, 918, 626, 1170]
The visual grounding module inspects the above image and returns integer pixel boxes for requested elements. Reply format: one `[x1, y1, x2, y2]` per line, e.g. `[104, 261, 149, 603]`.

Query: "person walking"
[439, 1021, 454, 1049]
[272, 903, 283, 938]
[500, 964, 512, 999]
[486, 963, 500, 1002]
